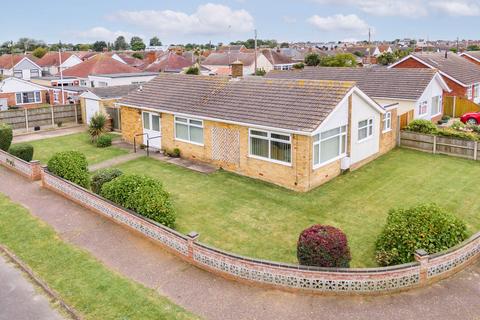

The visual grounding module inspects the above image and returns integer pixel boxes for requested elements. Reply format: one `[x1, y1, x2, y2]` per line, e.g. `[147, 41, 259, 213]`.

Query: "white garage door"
[85, 99, 100, 124]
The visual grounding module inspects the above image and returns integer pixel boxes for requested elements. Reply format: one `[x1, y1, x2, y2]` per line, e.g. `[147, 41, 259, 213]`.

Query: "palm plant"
[88, 112, 107, 143]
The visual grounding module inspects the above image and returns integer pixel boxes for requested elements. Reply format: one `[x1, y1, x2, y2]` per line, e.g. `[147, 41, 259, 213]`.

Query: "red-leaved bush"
[297, 225, 351, 268]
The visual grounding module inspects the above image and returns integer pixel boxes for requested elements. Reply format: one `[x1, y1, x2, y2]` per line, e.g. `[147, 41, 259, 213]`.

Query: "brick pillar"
[414, 249, 429, 285]
[187, 231, 199, 261]
[29, 160, 42, 181]
[40, 165, 48, 187]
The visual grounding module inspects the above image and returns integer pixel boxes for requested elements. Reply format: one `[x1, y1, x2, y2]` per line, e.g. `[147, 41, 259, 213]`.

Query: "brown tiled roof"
[261, 49, 293, 65]
[36, 52, 73, 67]
[143, 52, 192, 72]
[0, 54, 26, 69]
[267, 67, 439, 101]
[203, 52, 259, 66]
[62, 54, 140, 78]
[120, 73, 355, 132]
[411, 52, 480, 85]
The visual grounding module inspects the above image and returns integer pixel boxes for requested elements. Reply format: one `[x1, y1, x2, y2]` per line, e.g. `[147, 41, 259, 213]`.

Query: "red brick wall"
[393, 57, 428, 68]
[0, 91, 48, 108]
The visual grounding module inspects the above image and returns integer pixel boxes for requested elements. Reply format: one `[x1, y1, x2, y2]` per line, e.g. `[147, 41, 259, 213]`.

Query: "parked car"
[460, 112, 480, 125]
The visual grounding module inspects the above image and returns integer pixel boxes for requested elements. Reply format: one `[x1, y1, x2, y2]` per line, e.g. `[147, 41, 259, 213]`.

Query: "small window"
[467, 86, 473, 100]
[431, 96, 442, 116]
[382, 112, 392, 132]
[143, 112, 150, 130]
[418, 101, 428, 116]
[249, 129, 291, 164]
[174, 116, 204, 144]
[358, 119, 373, 142]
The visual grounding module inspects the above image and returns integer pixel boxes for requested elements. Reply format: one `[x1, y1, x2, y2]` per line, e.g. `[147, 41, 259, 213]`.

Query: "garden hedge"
[375, 203, 468, 266]
[297, 225, 351, 268]
[101, 174, 175, 228]
[0, 123, 13, 152]
[91, 168, 123, 194]
[8, 144, 34, 162]
[47, 151, 90, 189]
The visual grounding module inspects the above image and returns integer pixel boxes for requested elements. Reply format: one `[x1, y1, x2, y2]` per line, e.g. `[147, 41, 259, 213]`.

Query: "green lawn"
[0, 193, 199, 320]
[116, 148, 480, 268]
[26, 132, 128, 165]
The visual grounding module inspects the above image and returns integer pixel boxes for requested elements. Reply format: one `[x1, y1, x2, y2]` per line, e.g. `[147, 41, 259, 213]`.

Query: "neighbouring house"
[118, 73, 397, 192]
[459, 51, 480, 66]
[390, 52, 480, 104]
[36, 52, 83, 76]
[31, 75, 81, 88]
[62, 54, 141, 87]
[372, 45, 393, 57]
[203, 52, 274, 75]
[0, 54, 42, 80]
[0, 77, 48, 108]
[261, 49, 295, 70]
[88, 72, 158, 87]
[266, 67, 450, 128]
[143, 52, 193, 73]
[80, 84, 140, 129]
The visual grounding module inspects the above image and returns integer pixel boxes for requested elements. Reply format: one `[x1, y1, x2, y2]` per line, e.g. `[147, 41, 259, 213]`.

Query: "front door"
[142, 111, 161, 149]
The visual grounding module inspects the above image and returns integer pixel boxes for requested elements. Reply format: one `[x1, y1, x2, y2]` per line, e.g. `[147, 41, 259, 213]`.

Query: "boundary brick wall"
[39, 168, 480, 295]
[0, 149, 42, 180]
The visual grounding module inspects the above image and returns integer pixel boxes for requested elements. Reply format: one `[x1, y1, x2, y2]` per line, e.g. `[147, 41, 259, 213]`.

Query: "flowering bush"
[297, 225, 351, 268]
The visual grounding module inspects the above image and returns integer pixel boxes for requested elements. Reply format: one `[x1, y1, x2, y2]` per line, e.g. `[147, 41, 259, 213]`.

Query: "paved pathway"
[0, 253, 64, 320]
[0, 167, 479, 320]
[88, 152, 143, 172]
[13, 126, 85, 143]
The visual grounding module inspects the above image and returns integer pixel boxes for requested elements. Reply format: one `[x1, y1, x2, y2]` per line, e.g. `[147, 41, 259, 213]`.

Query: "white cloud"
[308, 14, 370, 35]
[312, 0, 428, 17]
[108, 3, 254, 36]
[72, 27, 136, 41]
[429, 1, 480, 16]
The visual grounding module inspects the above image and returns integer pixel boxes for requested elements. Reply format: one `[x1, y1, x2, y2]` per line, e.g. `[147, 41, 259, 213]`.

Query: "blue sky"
[2, 0, 480, 44]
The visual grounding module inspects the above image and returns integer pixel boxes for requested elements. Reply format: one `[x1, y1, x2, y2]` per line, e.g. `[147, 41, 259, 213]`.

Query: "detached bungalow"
[459, 51, 480, 67]
[0, 77, 48, 108]
[118, 74, 397, 192]
[0, 54, 42, 80]
[203, 52, 273, 75]
[390, 52, 480, 104]
[267, 67, 450, 128]
[36, 52, 83, 76]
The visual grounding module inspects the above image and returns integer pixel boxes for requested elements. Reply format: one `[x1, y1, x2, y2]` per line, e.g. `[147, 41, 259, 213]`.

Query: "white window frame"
[174, 116, 204, 146]
[15, 91, 42, 105]
[313, 125, 347, 169]
[474, 83, 480, 98]
[431, 96, 442, 117]
[418, 100, 428, 116]
[358, 118, 374, 143]
[248, 129, 292, 166]
[467, 86, 473, 100]
[382, 112, 392, 133]
[53, 91, 59, 103]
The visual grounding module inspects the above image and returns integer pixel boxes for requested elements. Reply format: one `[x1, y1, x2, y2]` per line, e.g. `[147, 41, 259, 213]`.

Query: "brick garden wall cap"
[415, 249, 429, 257]
[187, 231, 199, 239]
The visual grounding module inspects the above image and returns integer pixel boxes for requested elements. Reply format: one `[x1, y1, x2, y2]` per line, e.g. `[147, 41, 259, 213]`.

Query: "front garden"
[114, 148, 480, 268]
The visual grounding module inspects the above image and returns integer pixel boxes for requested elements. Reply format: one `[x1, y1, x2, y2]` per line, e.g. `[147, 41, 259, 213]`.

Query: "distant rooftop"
[89, 72, 158, 78]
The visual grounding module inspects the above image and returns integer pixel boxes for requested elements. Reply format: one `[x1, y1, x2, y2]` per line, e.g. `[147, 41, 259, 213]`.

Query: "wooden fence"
[444, 96, 480, 118]
[400, 131, 479, 160]
[0, 104, 81, 131]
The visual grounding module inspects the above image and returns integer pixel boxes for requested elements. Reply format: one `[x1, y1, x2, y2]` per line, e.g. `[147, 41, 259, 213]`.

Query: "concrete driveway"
[0, 253, 64, 320]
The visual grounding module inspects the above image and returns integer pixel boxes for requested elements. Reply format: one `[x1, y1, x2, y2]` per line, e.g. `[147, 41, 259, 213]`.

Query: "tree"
[32, 47, 48, 58]
[377, 52, 397, 66]
[280, 42, 289, 48]
[92, 41, 107, 52]
[74, 43, 91, 51]
[467, 44, 480, 51]
[304, 53, 321, 66]
[149, 36, 162, 46]
[132, 52, 144, 60]
[15, 38, 46, 51]
[319, 53, 358, 67]
[114, 36, 128, 51]
[184, 65, 200, 75]
[130, 36, 146, 51]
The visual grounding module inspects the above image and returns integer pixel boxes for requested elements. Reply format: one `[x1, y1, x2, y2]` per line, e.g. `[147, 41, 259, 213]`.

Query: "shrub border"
[38, 167, 480, 295]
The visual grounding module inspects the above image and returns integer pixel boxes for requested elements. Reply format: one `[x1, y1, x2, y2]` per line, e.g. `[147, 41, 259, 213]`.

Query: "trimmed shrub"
[406, 119, 438, 134]
[91, 168, 123, 194]
[438, 128, 479, 141]
[375, 203, 468, 266]
[8, 144, 34, 162]
[451, 120, 466, 131]
[0, 123, 13, 151]
[101, 174, 175, 228]
[293, 62, 305, 69]
[96, 134, 112, 148]
[297, 225, 351, 268]
[47, 151, 90, 189]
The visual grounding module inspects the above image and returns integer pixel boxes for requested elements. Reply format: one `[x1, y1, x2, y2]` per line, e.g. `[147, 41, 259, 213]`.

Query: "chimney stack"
[445, 50, 448, 59]
[231, 60, 243, 78]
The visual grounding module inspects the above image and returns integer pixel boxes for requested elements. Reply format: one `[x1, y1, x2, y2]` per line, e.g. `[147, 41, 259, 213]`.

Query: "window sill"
[174, 138, 204, 147]
[357, 136, 373, 144]
[313, 154, 346, 170]
[382, 129, 392, 134]
[248, 154, 292, 167]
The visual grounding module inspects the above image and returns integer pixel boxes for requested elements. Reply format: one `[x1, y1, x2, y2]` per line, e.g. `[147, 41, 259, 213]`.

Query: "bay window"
[382, 112, 392, 132]
[15, 91, 41, 104]
[249, 129, 291, 164]
[174, 116, 204, 144]
[313, 126, 347, 167]
[358, 119, 373, 142]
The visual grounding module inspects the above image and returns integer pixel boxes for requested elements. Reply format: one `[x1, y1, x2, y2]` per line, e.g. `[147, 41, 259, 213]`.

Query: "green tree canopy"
[130, 36, 146, 51]
[92, 41, 107, 52]
[304, 53, 321, 66]
[32, 47, 48, 58]
[114, 36, 129, 51]
[467, 44, 480, 51]
[149, 36, 162, 46]
[319, 53, 358, 67]
[377, 52, 397, 66]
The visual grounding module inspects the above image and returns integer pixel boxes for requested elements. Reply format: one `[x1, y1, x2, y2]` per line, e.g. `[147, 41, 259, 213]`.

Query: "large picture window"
[313, 126, 346, 167]
[249, 129, 291, 164]
[358, 119, 373, 142]
[15, 91, 41, 104]
[174, 116, 204, 144]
